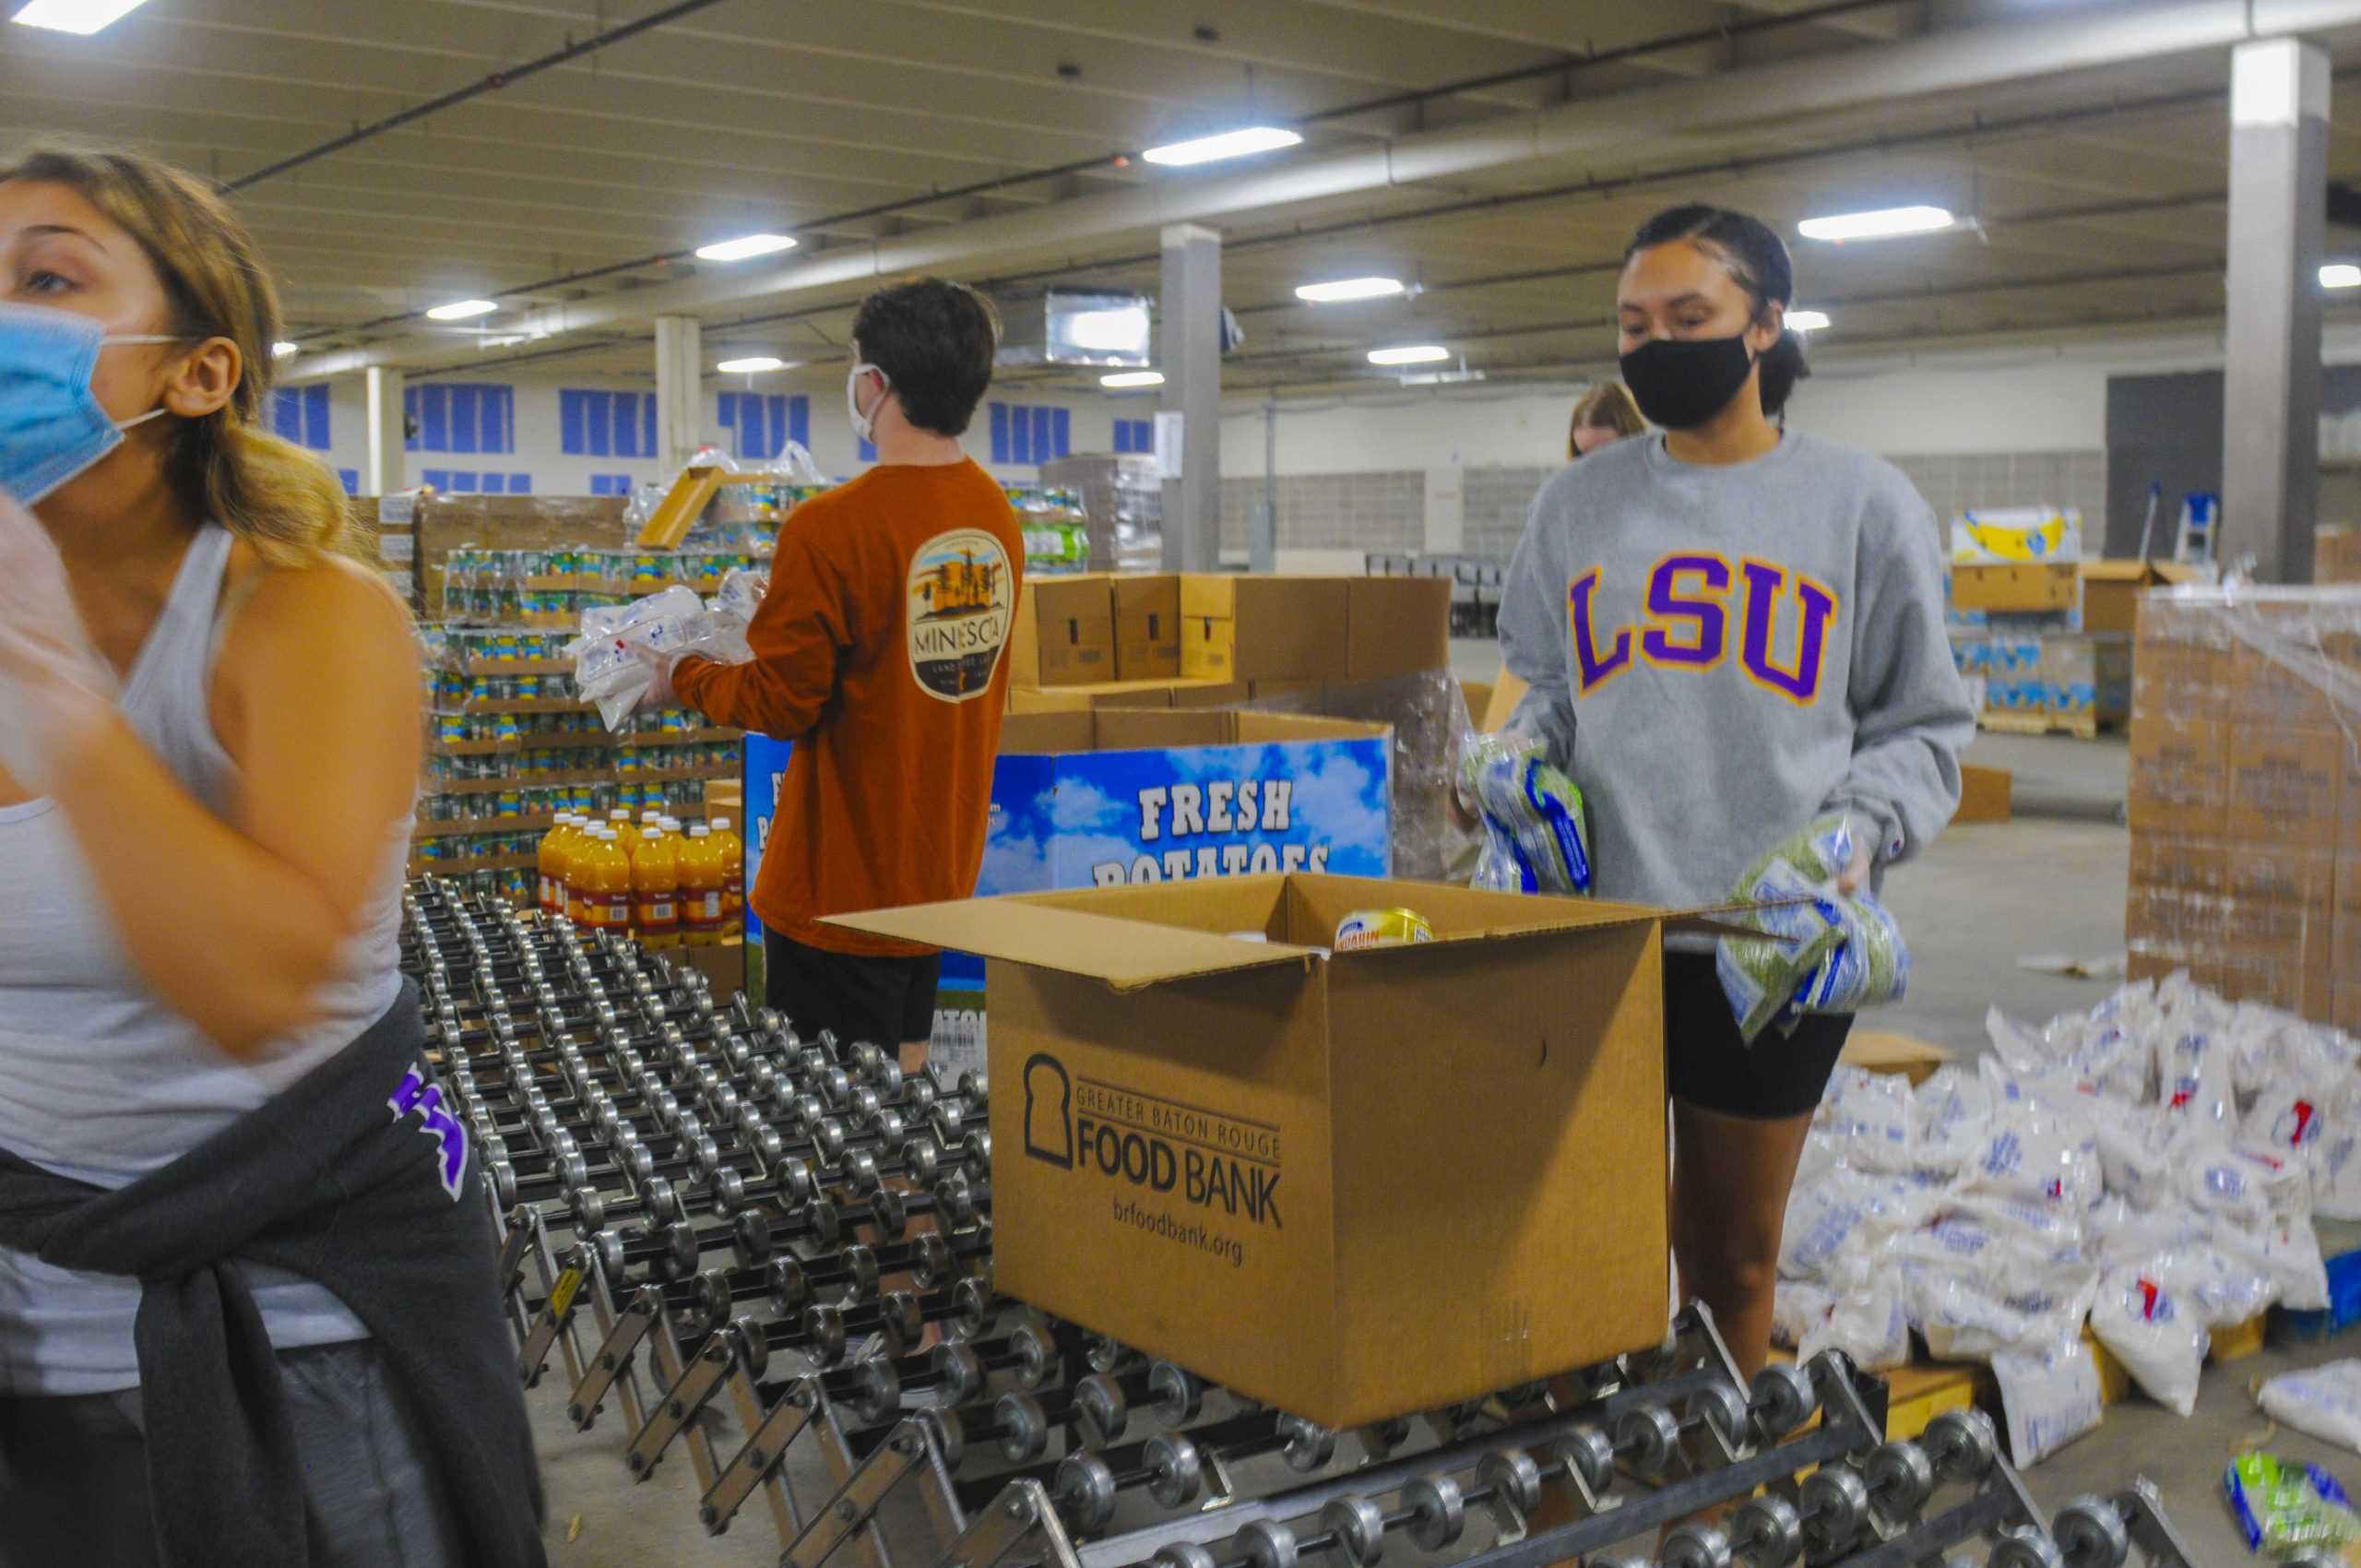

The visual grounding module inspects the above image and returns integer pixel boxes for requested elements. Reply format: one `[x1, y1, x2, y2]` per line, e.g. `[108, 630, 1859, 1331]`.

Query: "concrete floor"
[528, 723, 2361, 1565]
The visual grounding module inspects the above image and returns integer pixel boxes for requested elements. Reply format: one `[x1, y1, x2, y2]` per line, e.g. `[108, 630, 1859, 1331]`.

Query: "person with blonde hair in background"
[1568, 379, 1647, 459]
[0, 145, 542, 1565]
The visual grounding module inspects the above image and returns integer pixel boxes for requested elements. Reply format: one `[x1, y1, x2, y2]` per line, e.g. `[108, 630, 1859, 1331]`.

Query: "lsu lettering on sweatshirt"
[1499, 432, 1975, 910]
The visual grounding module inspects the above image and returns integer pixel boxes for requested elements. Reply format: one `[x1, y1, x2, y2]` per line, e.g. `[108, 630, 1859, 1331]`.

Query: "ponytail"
[1758, 327, 1811, 421]
[183, 419, 373, 570]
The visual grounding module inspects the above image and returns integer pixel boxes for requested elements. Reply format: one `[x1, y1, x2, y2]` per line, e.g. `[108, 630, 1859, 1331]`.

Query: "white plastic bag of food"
[1772, 1277, 1836, 1350]
[2093, 1110, 2178, 1211]
[1905, 1265, 2041, 1361]
[2184, 1146, 2310, 1227]
[1992, 1335, 2106, 1467]
[1801, 1282, 1911, 1372]
[575, 585, 714, 729]
[2258, 1361, 2361, 1454]
[2089, 1262, 2210, 1417]
[1816, 1066, 1918, 1173]
[1961, 1107, 2102, 1210]
[1779, 1169, 1925, 1281]
[1911, 1064, 1994, 1176]
[2156, 1023, 2237, 1138]
[2215, 1218, 2331, 1313]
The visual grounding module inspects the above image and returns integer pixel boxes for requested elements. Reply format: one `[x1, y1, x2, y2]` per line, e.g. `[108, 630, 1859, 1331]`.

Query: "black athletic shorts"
[1664, 951, 1852, 1120]
[765, 931, 941, 1049]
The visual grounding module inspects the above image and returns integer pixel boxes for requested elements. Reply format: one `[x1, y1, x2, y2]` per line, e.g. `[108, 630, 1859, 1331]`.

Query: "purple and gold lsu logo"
[1568, 552, 1839, 704]
[389, 1066, 469, 1201]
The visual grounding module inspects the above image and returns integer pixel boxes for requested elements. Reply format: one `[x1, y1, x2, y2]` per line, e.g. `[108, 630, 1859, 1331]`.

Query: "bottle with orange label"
[708, 814, 745, 922]
[580, 827, 634, 933]
[564, 817, 593, 925]
[678, 825, 726, 946]
[555, 814, 589, 922]
[607, 808, 639, 854]
[536, 814, 573, 917]
[631, 823, 682, 949]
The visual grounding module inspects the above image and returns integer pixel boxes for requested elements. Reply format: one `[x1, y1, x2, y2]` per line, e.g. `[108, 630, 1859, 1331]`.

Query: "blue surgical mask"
[0, 300, 175, 504]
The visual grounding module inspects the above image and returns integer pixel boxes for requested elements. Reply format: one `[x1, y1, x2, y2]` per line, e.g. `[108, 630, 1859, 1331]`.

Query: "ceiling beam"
[286, 0, 2361, 381]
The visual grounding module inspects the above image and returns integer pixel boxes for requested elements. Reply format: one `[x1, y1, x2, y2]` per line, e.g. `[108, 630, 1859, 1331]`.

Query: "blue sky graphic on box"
[742, 732, 1391, 991]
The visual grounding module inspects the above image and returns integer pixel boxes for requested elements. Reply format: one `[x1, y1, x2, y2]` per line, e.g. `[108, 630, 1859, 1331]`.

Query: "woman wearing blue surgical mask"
[0, 147, 542, 1564]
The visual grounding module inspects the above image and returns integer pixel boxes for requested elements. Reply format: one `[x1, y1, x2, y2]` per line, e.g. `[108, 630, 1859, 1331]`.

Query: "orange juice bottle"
[536, 814, 573, 917]
[708, 814, 744, 922]
[678, 825, 725, 946]
[582, 827, 634, 934]
[631, 825, 682, 949]
[554, 814, 588, 921]
[607, 808, 639, 854]
[564, 817, 594, 926]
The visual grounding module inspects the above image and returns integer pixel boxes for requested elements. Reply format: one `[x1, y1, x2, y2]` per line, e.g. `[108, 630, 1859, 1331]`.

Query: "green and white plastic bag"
[1456, 731, 1593, 896]
[1716, 814, 1909, 1044]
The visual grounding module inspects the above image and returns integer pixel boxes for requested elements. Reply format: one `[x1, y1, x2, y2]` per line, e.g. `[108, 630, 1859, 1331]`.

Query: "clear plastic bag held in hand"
[1716, 814, 1909, 1043]
[1455, 730, 1593, 896]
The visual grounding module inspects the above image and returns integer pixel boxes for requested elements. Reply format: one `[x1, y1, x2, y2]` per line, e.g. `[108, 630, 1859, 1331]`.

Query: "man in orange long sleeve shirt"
[666, 279, 1022, 1058]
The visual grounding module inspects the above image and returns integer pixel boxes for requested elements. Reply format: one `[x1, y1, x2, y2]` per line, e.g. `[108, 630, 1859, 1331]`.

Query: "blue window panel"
[1051, 407, 1070, 459]
[304, 384, 329, 449]
[717, 394, 738, 434]
[1114, 419, 1133, 454]
[451, 470, 479, 493]
[420, 385, 450, 452]
[585, 391, 611, 457]
[508, 473, 532, 494]
[403, 386, 420, 451]
[560, 390, 587, 456]
[449, 386, 480, 454]
[858, 436, 876, 463]
[642, 394, 657, 459]
[1033, 407, 1051, 462]
[422, 469, 451, 491]
[272, 386, 303, 445]
[338, 468, 359, 495]
[1012, 408, 1032, 464]
[990, 403, 1009, 465]
[788, 395, 810, 450]
[481, 387, 508, 454]
[588, 475, 611, 496]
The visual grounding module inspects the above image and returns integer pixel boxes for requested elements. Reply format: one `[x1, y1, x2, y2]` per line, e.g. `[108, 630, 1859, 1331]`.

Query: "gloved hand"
[624, 636, 687, 712]
[0, 487, 115, 793]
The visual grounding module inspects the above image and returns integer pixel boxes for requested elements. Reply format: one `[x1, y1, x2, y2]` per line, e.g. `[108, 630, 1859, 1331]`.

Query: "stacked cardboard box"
[1007, 573, 1451, 692]
[2125, 588, 2359, 1028]
[2319, 527, 2361, 586]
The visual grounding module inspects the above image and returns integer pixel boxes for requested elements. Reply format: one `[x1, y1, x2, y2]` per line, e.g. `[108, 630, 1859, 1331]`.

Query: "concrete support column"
[1158, 223, 1222, 572]
[2223, 34, 2329, 582]
[363, 366, 405, 496]
[655, 315, 704, 473]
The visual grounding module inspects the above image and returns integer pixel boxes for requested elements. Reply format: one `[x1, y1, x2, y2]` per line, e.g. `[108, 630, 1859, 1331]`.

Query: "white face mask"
[846, 361, 889, 445]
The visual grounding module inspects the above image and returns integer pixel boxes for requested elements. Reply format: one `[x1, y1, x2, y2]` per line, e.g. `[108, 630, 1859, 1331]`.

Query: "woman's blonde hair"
[1568, 380, 1647, 459]
[2, 143, 368, 567]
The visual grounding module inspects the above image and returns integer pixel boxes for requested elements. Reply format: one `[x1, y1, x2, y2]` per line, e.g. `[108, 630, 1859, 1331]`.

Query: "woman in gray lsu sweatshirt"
[1499, 205, 1975, 1381]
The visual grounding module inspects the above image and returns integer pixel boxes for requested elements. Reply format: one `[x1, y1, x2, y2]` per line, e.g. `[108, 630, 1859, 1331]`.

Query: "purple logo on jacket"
[388, 1067, 469, 1201]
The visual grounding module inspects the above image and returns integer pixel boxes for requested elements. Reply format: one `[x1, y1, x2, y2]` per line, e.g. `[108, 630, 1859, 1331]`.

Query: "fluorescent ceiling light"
[695, 232, 797, 262]
[1101, 370, 1164, 388]
[1141, 125, 1301, 167]
[426, 298, 499, 321]
[1797, 205, 1955, 243]
[10, 0, 154, 34]
[1295, 276, 1406, 303]
[1368, 344, 1450, 366]
[270, 340, 300, 359]
[716, 355, 787, 374]
[2323, 264, 2361, 290]
[1785, 309, 1832, 332]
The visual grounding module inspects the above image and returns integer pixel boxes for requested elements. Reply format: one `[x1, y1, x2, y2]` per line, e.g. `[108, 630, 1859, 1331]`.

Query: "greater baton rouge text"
[1074, 1077, 1282, 1229]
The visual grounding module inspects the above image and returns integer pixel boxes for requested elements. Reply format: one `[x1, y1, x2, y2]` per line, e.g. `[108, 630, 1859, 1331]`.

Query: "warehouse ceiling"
[10, 0, 2361, 399]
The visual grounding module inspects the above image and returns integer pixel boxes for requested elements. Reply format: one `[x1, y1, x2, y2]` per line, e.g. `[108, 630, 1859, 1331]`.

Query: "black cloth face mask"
[1619, 332, 1756, 431]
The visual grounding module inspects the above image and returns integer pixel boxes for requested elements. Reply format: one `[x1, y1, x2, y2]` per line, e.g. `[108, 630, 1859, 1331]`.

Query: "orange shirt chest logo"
[907, 528, 1014, 701]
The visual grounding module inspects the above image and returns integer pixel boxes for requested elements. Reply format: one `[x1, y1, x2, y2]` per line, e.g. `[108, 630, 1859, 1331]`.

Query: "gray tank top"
[0, 524, 402, 1393]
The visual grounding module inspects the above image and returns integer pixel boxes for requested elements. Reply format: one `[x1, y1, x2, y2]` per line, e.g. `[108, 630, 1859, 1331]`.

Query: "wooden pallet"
[1976, 711, 2120, 739]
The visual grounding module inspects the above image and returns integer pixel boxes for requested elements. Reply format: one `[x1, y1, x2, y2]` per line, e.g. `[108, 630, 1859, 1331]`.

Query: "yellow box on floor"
[829, 873, 1703, 1429]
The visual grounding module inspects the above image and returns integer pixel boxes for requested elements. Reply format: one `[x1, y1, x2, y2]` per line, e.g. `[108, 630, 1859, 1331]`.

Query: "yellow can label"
[1334, 908, 1435, 952]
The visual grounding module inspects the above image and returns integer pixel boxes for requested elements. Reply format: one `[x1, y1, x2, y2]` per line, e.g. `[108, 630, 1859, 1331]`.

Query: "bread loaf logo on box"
[1021, 1051, 1281, 1255]
[907, 529, 1013, 702]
